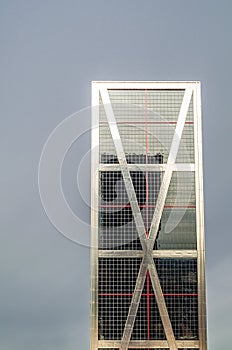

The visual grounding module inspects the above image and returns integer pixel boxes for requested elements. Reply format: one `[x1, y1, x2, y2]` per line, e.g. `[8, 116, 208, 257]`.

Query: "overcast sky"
[1, 1, 232, 349]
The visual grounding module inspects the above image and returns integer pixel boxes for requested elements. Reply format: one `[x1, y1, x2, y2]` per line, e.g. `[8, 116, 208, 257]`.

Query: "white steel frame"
[91, 81, 207, 350]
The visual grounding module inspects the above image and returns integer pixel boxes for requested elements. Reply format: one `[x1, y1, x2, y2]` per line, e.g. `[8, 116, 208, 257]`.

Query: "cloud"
[207, 254, 232, 349]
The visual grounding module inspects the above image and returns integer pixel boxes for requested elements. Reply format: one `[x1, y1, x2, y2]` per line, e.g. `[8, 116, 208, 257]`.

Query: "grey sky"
[1, 0, 232, 349]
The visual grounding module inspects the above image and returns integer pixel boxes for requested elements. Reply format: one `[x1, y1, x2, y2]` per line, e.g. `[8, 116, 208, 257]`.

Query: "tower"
[91, 81, 207, 350]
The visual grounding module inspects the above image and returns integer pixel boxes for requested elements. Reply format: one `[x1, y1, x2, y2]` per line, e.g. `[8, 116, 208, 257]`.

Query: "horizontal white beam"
[98, 250, 197, 258]
[99, 163, 195, 172]
[93, 81, 199, 90]
[98, 339, 200, 348]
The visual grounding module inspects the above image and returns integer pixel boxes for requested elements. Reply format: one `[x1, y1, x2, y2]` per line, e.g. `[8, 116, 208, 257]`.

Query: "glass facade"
[91, 82, 207, 350]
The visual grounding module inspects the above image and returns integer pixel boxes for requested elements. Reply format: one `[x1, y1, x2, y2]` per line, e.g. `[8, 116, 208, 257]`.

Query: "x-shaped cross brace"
[100, 87, 193, 350]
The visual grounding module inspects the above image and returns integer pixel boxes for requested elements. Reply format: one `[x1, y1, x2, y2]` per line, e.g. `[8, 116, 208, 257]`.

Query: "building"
[90, 81, 207, 350]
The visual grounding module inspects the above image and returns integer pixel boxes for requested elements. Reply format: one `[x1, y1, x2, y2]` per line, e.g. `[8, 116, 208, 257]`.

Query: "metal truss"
[91, 81, 207, 350]
[100, 87, 193, 350]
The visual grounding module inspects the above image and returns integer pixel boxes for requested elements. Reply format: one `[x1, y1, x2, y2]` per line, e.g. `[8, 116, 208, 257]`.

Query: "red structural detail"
[146, 272, 150, 341]
[98, 293, 134, 296]
[145, 89, 149, 238]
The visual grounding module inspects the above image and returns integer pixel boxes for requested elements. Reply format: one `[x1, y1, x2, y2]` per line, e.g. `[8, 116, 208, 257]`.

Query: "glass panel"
[99, 90, 194, 164]
[99, 168, 162, 250]
[157, 172, 196, 250]
[98, 258, 141, 340]
[131, 273, 166, 340]
[155, 259, 199, 340]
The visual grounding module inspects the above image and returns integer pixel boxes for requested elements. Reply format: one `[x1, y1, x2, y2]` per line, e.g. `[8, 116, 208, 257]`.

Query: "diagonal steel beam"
[100, 88, 192, 350]
[148, 261, 177, 349]
[148, 88, 193, 246]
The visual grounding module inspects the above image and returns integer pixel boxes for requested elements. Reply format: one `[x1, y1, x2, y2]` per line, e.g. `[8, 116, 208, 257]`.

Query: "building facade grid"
[91, 81, 207, 350]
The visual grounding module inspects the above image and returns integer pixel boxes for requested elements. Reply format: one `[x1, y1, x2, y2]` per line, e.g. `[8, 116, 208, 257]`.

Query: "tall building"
[90, 81, 207, 350]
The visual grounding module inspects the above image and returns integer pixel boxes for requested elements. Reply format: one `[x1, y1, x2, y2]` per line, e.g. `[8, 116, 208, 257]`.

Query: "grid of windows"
[99, 154, 162, 250]
[99, 90, 194, 163]
[155, 259, 198, 340]
[157, 171, 196, 250]
[98, 88, 197, 339]
[98, 258, 198, 341]
[132, 273, 166, 340]
[99, 169, 196, 250]
[98, 258, 141, 340]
